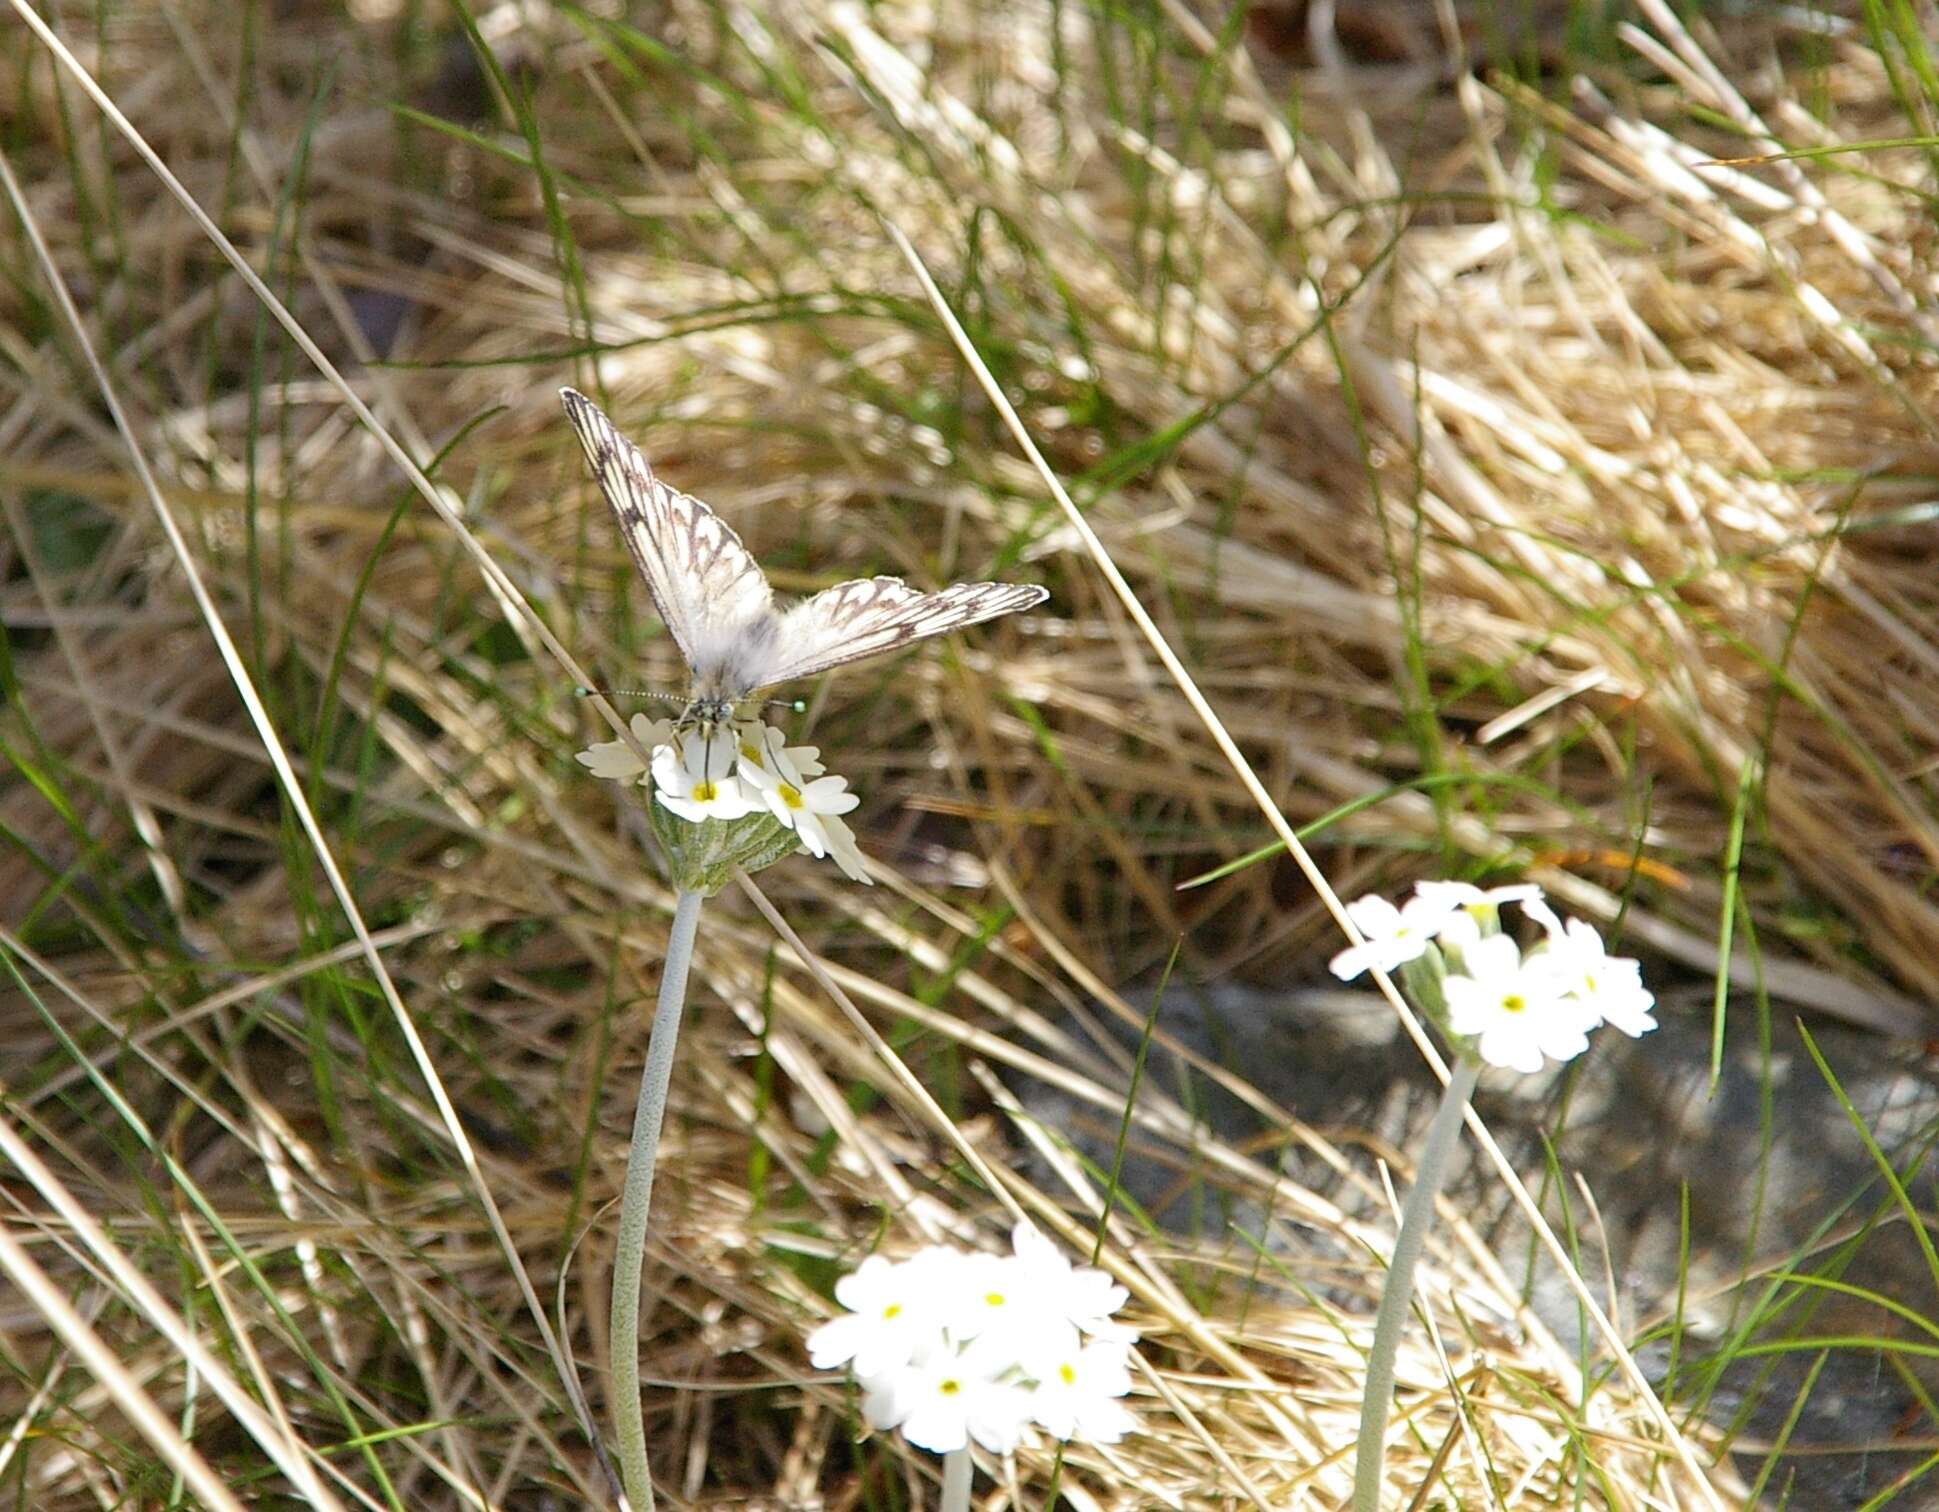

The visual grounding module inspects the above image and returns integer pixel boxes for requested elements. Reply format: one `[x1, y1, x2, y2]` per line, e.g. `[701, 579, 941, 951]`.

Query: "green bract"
[647, 796, 801, 896]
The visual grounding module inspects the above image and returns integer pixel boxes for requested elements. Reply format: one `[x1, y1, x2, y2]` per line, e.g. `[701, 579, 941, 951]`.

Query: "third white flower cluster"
[807, 1222, 1138, 1457]
[1329, 880, 1658, 1074]
[577, 712, 870, 883]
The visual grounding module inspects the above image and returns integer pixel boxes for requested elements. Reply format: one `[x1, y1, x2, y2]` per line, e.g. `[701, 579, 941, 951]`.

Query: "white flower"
[1536, 916, 1658, 1037]
[1008, 1222, 1134, 1342]
[1329, 893, 1459, 980]
[818, 812, 873, 886]
[726, 720, 870, 879]
[1024, 1335, 1138, 1444]
[734, 722, 858, 856]
[731, 721, 793, 779]
[940, 1249, 1067, 1355]
[1433, 907, 1482, 954]
[1415, 880, 1544, 948]
[807, 1250, 961, 1377]
[810, 1231, 1136, 1457]
[574, 713, 675, 783]
[741, 762, 861, 858]
[733, 721, 830, 779]
[651, 732, 760, 823]
[1442, 933, 1598, 1074]
[862, 1338, 1034, 1455]
[1411, 880, 1543, 914]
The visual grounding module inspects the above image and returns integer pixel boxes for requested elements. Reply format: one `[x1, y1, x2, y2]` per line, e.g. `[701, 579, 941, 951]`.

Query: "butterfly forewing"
[762, 577, 1048, 687]
[560, 387, 772, 680]
[561, 388, 1047, 712]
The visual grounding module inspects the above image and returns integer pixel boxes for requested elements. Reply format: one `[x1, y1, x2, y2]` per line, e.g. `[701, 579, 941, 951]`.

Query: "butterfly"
[561, 388, 1047, 730]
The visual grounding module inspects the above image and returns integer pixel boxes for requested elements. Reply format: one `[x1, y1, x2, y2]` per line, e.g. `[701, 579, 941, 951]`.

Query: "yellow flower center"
[938, 1377, 961, 1398]
[1501, 993, 1526, 1014]
[692, 781, 718, 803]
[881, 1303, 902, 1321]
[779, 783, 805, 810]
[1059, 1363, 1077, 1386]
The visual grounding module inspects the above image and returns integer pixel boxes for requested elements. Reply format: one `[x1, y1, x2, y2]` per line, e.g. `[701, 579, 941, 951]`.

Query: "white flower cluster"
[577, 713, 870, 884]
[1329, 881, 1657, 1074]
[807, 1222, 1138, 1456]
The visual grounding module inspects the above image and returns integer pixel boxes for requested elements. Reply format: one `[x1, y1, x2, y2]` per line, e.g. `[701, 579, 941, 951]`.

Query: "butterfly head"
[679, 693, 741, 733]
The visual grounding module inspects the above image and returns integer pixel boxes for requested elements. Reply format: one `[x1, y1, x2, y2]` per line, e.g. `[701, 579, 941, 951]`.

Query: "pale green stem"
[1351, 1053, 1482, 1512]
[941, 1447, 973, 1512]
[611, 889, 704, 1512]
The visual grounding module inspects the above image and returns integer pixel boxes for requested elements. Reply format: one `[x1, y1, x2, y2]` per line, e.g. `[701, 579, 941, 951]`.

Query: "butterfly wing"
[755, 576, 1047, 689]
[560, 388, 775, 682]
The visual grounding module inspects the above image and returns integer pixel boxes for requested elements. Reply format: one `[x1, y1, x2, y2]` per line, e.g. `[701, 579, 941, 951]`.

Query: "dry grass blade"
[0, 1218, 253, 1512]
[0, 1101, 345, 1509]
[2, 0, 630, 744]
[0, 74, 608, 1499]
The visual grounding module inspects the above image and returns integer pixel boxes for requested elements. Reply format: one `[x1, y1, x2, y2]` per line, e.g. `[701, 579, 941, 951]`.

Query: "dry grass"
[2, 0, 1935, 1507]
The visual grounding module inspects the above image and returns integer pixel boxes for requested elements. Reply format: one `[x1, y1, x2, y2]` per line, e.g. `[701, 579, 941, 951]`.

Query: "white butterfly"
[561, 388, 1047, 729]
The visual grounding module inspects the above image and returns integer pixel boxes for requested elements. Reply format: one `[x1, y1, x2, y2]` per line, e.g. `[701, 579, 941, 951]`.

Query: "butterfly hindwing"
[560, 388, 774, 678]
[762, 577, 1048, 688]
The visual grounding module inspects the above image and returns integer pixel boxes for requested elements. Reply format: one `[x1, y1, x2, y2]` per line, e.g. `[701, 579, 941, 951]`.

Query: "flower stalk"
[941, 1446, 973, 1512]
[1350, 1051, 1481, 1512]
[1331, 881, 1658, 1510]
[610, 887, 704, 1512]
[579, 711, 878, 1509]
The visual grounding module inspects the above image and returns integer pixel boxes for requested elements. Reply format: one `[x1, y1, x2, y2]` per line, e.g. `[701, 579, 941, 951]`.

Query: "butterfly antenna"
[573, 685, 682, 703]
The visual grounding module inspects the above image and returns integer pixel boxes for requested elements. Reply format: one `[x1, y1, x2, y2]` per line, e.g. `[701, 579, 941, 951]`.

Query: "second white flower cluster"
[578, 713, 869, 883]
[1329, 880, 1658, 1073]
[807, 1222, 1138, 1457]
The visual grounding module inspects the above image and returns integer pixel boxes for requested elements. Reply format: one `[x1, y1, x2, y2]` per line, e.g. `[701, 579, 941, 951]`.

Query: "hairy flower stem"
[611, 888, 704, 1512]
[941, 1447, 973, 1512]
[1351, 1052, 1482, 1512]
